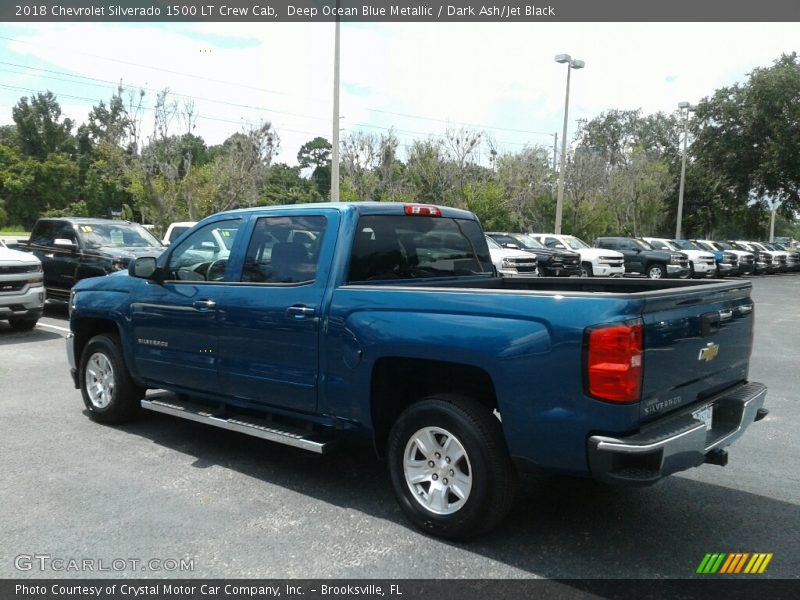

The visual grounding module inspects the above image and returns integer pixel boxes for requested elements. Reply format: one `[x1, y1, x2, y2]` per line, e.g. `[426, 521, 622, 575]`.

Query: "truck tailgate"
[639, 280, 754, 422]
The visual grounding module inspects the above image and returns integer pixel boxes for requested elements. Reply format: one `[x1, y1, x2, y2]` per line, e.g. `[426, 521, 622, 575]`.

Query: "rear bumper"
[588, 381, 767, 485]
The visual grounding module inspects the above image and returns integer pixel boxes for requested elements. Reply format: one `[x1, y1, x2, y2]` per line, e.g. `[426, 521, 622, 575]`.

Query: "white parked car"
[162, 221, 198, 246]
[643, 237, 716, 278]
[529, 233, 625, 277]
[485, 236, 539, 278]
[0, 239, 45, 330]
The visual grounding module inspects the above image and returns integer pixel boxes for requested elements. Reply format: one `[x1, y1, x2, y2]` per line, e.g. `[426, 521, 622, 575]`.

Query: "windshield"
[750, 242, 768, 251]
[716, 242, 733, 250]
[633, 239, 654, 250]
[485, 236, 502, 250]
[79, 222, 162, 249]
[646, 239, 676, 251]
[674, 240, 701, 251]
[729, 242, 750, 251]
[516, 234, 545, 249]
[562, 236, 589, 249]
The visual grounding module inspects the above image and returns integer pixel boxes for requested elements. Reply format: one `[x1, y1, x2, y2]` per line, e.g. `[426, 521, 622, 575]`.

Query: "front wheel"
[8, 318, 38, 331]
[580, 263, 594, 277]
[647, 264, 666, 279]
[387, 395, 517, 540]
[80, 333, 144, 424]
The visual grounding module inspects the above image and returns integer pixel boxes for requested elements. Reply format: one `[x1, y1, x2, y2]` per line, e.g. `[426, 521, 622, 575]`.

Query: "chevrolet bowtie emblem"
[698, 342, 720, 362]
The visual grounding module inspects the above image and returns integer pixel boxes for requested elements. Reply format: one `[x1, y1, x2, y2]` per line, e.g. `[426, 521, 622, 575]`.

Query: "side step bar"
[141, 397, 332, 454]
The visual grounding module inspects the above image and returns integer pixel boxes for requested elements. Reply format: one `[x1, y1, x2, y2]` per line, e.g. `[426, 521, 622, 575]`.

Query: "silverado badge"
[698, 342, 720, 362]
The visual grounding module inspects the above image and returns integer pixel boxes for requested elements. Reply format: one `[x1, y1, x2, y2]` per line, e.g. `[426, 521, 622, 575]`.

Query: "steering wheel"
[206, 259, 228, 281]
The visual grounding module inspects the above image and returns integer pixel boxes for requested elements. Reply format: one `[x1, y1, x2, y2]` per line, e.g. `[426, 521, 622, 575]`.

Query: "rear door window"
[241, 215, 327, 284]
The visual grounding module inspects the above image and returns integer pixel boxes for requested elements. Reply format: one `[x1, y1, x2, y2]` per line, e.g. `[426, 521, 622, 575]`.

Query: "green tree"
[261, 164, 322, 205]
[12, 91, 75, 159]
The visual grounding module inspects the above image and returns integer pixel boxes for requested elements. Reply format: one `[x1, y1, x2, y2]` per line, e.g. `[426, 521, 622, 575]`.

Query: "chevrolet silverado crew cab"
[642, 237, 717, 278]
[17, 218, 165, 300]
[66, 202, 768, 539]
[595, 236, 690, 279]
[485, 235, 538, 278]
[0, 239, 44, 330]
[529, 233, 625, 277]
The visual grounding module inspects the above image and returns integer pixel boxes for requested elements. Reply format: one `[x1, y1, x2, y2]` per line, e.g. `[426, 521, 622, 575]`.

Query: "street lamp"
[675, 101, 695, 239]
[331, 0, 341, 202]
[554, 54, 585, 234]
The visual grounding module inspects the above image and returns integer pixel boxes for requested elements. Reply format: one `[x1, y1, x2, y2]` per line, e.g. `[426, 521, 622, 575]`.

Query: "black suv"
[594, 237, 689, 279]
[485, 232, 581, 276]
[19, 218, 164, 300]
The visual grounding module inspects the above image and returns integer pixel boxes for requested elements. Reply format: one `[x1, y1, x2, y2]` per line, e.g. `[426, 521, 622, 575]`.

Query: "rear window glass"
[348, 215, 493, 282]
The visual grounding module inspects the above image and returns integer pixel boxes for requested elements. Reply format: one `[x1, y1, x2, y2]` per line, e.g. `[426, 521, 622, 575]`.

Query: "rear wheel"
[647, 264, 666, 279]
[387, 394, 517, 540]
[80, 334, 143, 424]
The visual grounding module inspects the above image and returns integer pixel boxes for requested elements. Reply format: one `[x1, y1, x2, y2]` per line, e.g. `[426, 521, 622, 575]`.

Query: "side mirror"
[504, 243, 520, 250]
[129, 256, 159, 279]
[54, 238, 78, 251]
[554, 243, 566, 249]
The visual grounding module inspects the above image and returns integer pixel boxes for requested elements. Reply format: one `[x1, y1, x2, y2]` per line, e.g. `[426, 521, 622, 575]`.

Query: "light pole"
[331, 3, 341, 202]
[675, 101, 694, 239]
[554, 54, 584, 234]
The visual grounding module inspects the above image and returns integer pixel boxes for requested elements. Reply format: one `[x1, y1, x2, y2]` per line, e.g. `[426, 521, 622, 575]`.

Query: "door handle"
[192, 299, 217, 311]
[286, 305, 316, 319]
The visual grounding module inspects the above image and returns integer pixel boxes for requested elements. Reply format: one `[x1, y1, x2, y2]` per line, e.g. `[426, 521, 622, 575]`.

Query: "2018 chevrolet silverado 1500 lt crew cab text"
[66, 202, 768, 539]
[17, 218, 164, 301]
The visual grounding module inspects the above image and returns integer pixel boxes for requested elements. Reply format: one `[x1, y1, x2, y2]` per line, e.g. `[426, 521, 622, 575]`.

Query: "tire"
[689, 263, 696, 278]
[8, 318, 38, 331]
[647, 264, 666, 279]
[79, 333, 143, 424]
[580, 263, 594, 277]
[387, 394, 517, 540]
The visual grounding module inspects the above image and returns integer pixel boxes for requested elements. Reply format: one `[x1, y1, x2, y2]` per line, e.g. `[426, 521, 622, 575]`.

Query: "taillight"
[584, 319, 643, 403]
[404, 204, 441, 216]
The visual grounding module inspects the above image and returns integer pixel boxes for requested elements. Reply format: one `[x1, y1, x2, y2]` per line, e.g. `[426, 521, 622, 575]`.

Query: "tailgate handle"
[701, 311, 721, 336]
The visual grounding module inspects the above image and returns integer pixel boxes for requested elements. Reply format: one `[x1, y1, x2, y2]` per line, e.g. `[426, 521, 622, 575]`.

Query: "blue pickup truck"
[66, 202, 768, 539]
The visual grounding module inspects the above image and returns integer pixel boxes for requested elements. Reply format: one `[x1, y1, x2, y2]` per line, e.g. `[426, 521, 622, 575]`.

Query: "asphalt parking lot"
[1, 275, 798, 579]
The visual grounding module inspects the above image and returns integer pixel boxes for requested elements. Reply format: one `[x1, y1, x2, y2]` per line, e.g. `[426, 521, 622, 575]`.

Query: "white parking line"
[36, 322, 71, 335]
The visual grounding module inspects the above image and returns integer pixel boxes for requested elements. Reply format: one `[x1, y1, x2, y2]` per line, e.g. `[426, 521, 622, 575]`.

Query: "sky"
[0, 21, 797, 167]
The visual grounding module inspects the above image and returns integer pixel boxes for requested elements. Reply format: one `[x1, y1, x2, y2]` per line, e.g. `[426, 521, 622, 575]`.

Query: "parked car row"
[484, 229, 800, 280]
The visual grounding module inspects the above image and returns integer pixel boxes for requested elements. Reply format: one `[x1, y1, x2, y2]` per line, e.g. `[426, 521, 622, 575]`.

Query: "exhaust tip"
[755, 407, 769, 422]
